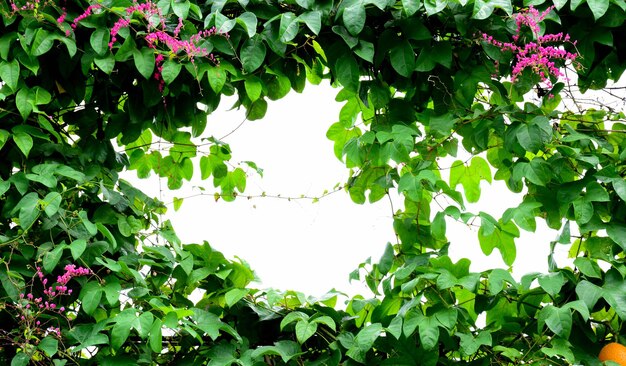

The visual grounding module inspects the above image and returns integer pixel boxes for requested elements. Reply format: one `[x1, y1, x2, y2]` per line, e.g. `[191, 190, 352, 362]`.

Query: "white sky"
[127, 82, 570, 298]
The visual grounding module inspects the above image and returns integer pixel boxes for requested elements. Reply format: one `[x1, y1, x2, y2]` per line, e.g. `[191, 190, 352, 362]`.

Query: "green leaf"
[173, 197, 183, 211]
[207, 66, 227, 93]
[38, 336, 59, 357]
[378, 242, 395, 275]
[538, 272, 565, 297]
[478, 221, 519, 266]
[240, 36, 266, 73]
[133, 48, 155, 79]
[149, 319, 163, 353]
[279, 12, 299, 43]
[332, 26, 359, 48]
[281, 311, 310, 330]
[215, 13, 237, 34]
[237, 12, 258, 38]
[299, 11, 321, 35]
[613, 178, 626, 201]
[111, 318, 133, 350]
[11, 353, 30, 366]
[312, 315, 336, 330]
[30, 28, 54, 56]
[387, 316, 403, 339]
[79, 281, 103, 316]
[602, 269, 626, 319]
[343, 3, 366, 36]
[457, 331, 492, 356]
[472, 0, 513, 19]
[335, 54, 359, 92]
[42, 192, 62, 217]
[347, 323, 383, 360]
[354, 40, 374, 63]
[0, 60, 19, 92]
[70, 239, 87, 260]
[575, 280, 603, 310]
[390, 39, 415, 78]
[573, 198, 593, 225]
[539, 305, 572, 338]
[104, 277, 121, 305]
[90, 28, 110, 56]
[94, 54, 115, 74]
[192, 308, 223, 340]
[134, 311, 154, 338]
[607, 223, 626, 251]
[245, 76, 263, 101]
[16, 191, 39, 229]
[162, 59, 182, 84]
[588, 0, 609, 20]
[43, 245, 66, 273]
[402, 0, 420, 15]
[432, 212, 447, 241]
[225, 288, 249, 307]
[573, 257, 602, 278]
[424, 0, 448, 16]
[0, 130, 9, 151]
[78, 210, 98, 236]
[419, 317, 440, 350]
[295, 320, 318, 344]
[12, 131, 33, 157]
[15, 87, 33, 120]
[251, 341, 302, 363]
[449, 157, 491, 203]
[247, 98, 268, 120]
[172, 0, 190, 18]
[488, 268, 517, 295]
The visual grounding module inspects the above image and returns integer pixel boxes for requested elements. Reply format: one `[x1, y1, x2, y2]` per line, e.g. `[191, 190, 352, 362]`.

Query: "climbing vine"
[1, 0, 626, 365]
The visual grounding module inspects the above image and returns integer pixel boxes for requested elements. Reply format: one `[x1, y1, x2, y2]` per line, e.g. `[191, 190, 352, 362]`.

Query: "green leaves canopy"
[1, 0, 626, 364]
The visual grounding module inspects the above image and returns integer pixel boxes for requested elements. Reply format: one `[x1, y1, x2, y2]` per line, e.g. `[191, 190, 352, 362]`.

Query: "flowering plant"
[482, 6, 579, 91]
[2, 264, 91, 362]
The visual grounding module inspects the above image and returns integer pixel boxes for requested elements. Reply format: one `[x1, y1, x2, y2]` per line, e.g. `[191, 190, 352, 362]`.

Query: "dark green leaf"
[335, 54, 359, 92]
[133, 48, 155, 79]
[90, 28, 110, 56]
[240, 36, 266, 73]
[0, 60, 19, 92]
[38, 336, 58, 357]
[390, 40, 415, 78]
[162, 59, 182, 84]
[94, 54, 115, 74]
[79, 281, 103, 316]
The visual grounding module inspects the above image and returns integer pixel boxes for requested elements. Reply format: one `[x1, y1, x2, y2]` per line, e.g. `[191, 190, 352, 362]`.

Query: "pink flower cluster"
[482, 6, 578, 89]
[109, 1, 163, 49]
[71, 4, 101, 30]
[108, 1, 223, 62]
[155, 53, 165, 92]
[10, 0, 37, 12]
[513, 5, 553, 40]
[15, 264, 91, 338]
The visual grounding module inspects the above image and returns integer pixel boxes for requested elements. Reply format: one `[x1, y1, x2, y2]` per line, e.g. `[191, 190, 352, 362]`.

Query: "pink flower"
[71, 4, 101, 30]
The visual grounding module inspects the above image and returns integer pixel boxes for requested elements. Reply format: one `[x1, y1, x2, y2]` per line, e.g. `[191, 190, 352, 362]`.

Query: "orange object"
[599, 343, 626, 365]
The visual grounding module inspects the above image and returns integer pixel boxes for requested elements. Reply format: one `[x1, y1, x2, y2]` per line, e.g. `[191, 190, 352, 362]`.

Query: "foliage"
[1, 0, 626, 365]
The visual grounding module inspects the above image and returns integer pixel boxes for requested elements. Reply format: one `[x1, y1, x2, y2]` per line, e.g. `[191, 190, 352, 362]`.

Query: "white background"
[128, 82, 568, 298]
